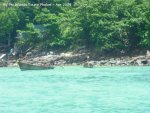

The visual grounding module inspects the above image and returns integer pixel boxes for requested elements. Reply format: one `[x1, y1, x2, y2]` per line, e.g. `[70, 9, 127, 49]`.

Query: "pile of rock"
[5, 50, 150, 67]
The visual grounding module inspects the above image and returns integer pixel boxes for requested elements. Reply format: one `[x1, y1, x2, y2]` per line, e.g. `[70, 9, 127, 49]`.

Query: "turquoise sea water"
[0, 66, 150, 113]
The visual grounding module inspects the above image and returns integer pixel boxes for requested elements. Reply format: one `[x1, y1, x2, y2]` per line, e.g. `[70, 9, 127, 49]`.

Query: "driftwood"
[0, 54, 6, 59]
[0, 54, 7, 67]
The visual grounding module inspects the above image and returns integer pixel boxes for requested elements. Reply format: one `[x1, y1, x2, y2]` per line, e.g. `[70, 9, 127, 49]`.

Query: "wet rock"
[72, 63, 77, 66]
[109, 60, 116, 66]
[99, 60, 107, 65]
[83, 62, 94, 68]
[10, 50, 150, 67]
[136, 59, 148, 66]
[55, 60, 66, 65]
[141, 60, 148, 64]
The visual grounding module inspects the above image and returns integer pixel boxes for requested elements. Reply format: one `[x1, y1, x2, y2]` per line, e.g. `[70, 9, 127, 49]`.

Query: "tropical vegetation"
[0, 0, 149, 54]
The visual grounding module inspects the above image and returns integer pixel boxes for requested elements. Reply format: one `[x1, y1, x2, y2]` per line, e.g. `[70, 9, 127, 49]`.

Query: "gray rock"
[100, 60, 107, 65]
[83, 62, 94, 68]
[136, 59, 147, 66]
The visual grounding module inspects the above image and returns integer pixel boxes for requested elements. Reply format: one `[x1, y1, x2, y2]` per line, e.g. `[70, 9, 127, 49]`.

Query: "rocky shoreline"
[2, 50, 150, 67]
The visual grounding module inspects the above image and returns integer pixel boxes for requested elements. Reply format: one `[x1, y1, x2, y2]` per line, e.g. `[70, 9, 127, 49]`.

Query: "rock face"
[5, 50, 150, 67]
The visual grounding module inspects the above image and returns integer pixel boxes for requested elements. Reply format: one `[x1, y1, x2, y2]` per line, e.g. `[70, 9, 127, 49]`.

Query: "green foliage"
[0, 0, 149, 53]
[0, 8, 20, 45]
[60, 0, 150, 51]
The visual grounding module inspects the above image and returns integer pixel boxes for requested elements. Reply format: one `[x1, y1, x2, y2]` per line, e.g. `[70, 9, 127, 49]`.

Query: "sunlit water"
[0, 66, 150, 113]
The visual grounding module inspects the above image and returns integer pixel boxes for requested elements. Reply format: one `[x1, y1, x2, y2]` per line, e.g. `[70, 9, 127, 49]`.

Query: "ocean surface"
[0, 66, 150, 113]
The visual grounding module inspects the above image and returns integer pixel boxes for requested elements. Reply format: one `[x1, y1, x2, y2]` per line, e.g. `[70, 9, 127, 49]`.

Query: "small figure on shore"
[146, 50, 150, 56]
[50, 51, 54, 55]
[9, 48, 14, 55]
[87, 56, 90, 60]
[10, 44, 20, 59]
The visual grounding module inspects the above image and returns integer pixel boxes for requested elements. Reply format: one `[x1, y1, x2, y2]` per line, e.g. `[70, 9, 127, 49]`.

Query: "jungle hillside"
[0, 0, 150, 55]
